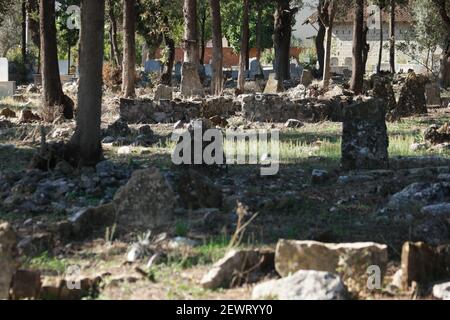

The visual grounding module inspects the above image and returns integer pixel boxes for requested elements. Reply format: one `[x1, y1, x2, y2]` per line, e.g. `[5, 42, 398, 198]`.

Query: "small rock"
[420, 203, 450, 216]
[433, 282, 450, 300]
[117, 146, 132, 155]
[311, 169, 330, 184]
[252, 270, 348, 300]
[127, 243, 145, 263]
[18, 109, 40, 123]
[168, 237, 199, 249]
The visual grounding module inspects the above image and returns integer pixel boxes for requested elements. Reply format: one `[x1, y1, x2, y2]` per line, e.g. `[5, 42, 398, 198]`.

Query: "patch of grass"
[26, 251, 67, 274]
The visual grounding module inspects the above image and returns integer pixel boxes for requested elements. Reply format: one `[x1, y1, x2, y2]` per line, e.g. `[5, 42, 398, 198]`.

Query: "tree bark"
[108, 0, 121, 67]
[315, 17, 326, 78]
[377, 8, 383, 73]
[389, 0, 396, 73]
[161, 36, 175, 86]
[362, 24, 370, 74]
[69, 0, 105, 167]
[210, 0, 223, 95]
[40, 0, 73, 119]
[350, 0, 364, 94]
[199, 5, 207, 65]
[21, 1, 27, 64]
[255, 3, 263, 61]
[319, 1, 336, 88]
[273, 0, 293, 82]
[433, 0, 450, 88]
[238, 0, 250, 90]
[183, 0, 199, 64]
[122, 0, 136, 98]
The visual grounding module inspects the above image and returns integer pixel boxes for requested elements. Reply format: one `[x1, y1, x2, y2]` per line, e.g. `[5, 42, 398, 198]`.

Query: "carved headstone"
[181, 62, 204, 97]
[425, 82, 442, 107]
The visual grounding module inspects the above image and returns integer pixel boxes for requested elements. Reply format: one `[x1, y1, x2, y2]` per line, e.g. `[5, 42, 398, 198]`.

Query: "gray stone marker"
[181, 62, 204, 97]
[264, 73, 283, 94]
[301, 69, 313, 87]
[249, 58, 264, 79]
[342, 98, 389, 170]
[174, 62, 182, 81]
[425, 82, 442, 107]
[290, 60, 302, 80]
[0, 58, 15, 98]
[145, 59, 162, 74]
[204, 64, 212, 78]
[154, 84, 173, 101]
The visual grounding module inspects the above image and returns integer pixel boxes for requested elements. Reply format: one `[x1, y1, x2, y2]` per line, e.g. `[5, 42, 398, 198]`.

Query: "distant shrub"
[103, 62, 122, 90]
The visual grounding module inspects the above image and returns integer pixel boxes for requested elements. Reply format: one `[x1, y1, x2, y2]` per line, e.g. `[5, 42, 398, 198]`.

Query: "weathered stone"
[10, 270, 41, 300]
[425, 82, 441, 107]
[341, 97, 389, 170]
[421, 203, 450, 216]
[40, 275, 101, 300]
[275, 240, 388, 283]
[177, 169, 223, 209]
[433, 282, 450, 300]
[68, 203, 116, 239]
[114, 167, 176, 230]
[17, 233, 52, 256]
[264, 74, 283, 94]
[301, 69, 313, 87]
[371, 74, 397, 121]
[201, 249, 274, 289]
[105, 119, 131, 137]
[311, 169, 331, 185]
[181, 62, 204, 97]
[201, 97, 240, 119]
[424, 123, 450, 145]
[18, 109, 40, 123]
[154, 84, 173, 101]
[0, 108, 16, 118]
[0, 223, 17, 299]
[401, 242, 450, 289]
[394, 72, 428, 118]
[252, 270, 348, 300]
[285, 119, 304, 128]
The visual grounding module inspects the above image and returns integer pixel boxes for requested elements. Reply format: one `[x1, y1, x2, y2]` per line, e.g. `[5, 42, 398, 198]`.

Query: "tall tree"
[108, 0, 121, 67]
[350, 0, 365, 94]
[21, 0, 27, 63]
[238, 0, 250, 90]
[389, 0, 396, 73]
[183, 0, 199, 64]
[210, 0, 223, 95]
[433, 0, 450, 87]
[318, 0, 337, 88]
[40, 0, 74, 119]
[68, 0, 105, 166]
[122, 0, 136, 97]
[372, 0, 388, 73]
[273, 0, 290, 81]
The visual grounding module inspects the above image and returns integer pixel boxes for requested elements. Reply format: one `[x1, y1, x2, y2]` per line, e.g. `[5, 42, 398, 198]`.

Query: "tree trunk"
[67, 41, 71, 75]
[389, 0, 396, 73]
[40, 0, 73, 119]
[350, 0, 364, 94]
[199, 6, 207, 65]
[108, 0, 121, 67]
[377, 8, 383, 73]
[161, 36, 175, 86]
[21, 1, 27, 64]
[238, 0, 250, 90]
[69, 0, 105, 167]
[316, 18, 326, 78]
[273, 0, 292, 82]
[210, 0, 223, 95]
[440, 39, 450, 88]
[122, 0, 136, 98]
[255, 3, 262, 61]
[183, 0, 199, 64]
[362, 24, 370, 74]
[323, 25, 333, 87]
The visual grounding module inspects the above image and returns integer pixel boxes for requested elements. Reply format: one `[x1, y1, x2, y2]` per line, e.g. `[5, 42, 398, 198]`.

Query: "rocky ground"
[1, 79, 450, 300]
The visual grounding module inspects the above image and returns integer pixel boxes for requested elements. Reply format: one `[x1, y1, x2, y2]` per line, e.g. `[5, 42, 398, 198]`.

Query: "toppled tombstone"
[0, 108, 16, 118]
[341, 97, 389, 170]
[285, 119, 304, 128]
[401, 242, 450, 289]
[433, 282, 450, 300]
[394, 72, 428, 118]
[154, 84, 173, 101]
[0, 222, 17, 299]
[200, 249, 274, 289]
[181, 62, 204, 97]
[252, 270, 348, 300]
[275, 240, 388, 288]
[424, 123, 450, 145]
[113, 167, 176, 231]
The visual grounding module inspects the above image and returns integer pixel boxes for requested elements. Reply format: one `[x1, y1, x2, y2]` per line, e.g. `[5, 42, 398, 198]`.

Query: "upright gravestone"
[145, 59, 162, 74]
[301, 69, 313, 87]
[341, 97, 389, 170]
[249, 58, 264, 79]
[181, 62, 204, 97]
[0, 58, 15, 98]
[174, 62, 182, 82]
[204, 64, 212, 78]
[425, 82, 442, 107]
[264, 73, 283, 94]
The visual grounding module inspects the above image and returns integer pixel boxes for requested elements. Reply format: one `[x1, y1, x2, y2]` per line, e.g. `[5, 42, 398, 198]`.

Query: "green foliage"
[260, 48, 275, 65]
[298, 47, 317, 69]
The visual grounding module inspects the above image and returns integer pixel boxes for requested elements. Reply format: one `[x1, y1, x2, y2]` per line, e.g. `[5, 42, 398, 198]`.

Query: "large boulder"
[394, 72, 428, 118]
[252, 270, 348, 300]
[0, 223, 17, 299]
[341, 97, 389, 170]
[275, 240, 388, 285]
[113, 168, 177, 230]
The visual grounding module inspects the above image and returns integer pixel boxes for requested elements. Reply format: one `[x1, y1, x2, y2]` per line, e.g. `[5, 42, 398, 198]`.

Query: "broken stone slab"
[275, 240, 388, 283]
[0, 222, 17, 300]
[285, 119, 304, 128]
[200, 249, 274, 289]
[264, 74, 283, 94]
[114, 167, 176, 231]
[252, 270, 348, 300]
[341, 97, 389, 170]
[311, 169, 331, 185]
[10, 269, 41, 300]
[401, 242, 450, 289]
[433, 282, 450, 300]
